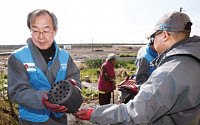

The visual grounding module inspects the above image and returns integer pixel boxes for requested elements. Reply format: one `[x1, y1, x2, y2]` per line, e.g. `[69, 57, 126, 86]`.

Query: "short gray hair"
[27, 9, 58, 31]
[106, 53, 118, 63]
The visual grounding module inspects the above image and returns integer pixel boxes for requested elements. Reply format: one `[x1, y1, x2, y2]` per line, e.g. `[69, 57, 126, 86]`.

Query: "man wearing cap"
[73, 11, 200, 124]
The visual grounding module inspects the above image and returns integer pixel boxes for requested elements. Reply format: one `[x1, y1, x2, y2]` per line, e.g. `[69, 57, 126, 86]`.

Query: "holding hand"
[118, 85, 138, 95]
[118, 84, 138, 103]
[42, 92, 68, 113]
[73, 108, 94, 120]
[68, 79, 82, 92]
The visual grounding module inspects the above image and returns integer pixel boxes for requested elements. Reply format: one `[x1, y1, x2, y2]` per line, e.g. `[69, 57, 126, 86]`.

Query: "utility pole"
[180, 7, 182, 12]
[92, 37, 94, 51]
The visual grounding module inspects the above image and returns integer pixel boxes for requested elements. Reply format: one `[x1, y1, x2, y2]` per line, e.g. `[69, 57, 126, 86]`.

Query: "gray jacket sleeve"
[8, 54, 46, 109]
[134, 57, 149, 85]
[90, 104, 135, 125]
[65, 56, 81, 88]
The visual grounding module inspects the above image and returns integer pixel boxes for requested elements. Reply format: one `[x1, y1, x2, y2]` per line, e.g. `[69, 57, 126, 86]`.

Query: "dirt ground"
[67, 80, 121, 124]
[65, 46, 137, 124]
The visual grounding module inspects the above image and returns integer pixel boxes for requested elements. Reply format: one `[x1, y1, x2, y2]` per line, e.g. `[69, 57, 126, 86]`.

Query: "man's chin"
[36, 43, 51, 50]
[38, 45, 50, 50]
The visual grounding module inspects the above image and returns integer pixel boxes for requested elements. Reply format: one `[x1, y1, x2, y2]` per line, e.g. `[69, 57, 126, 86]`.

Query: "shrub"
[0, 73, 7, 79]
[80, 68, 99, 81]
[119, 53, 134, 57]
[81, 87, 98, 99]
[116, 60, 127, 68]
[85, 59, 105, 69]
[84, 58, 135, 69]
[127, 60, 135, 64]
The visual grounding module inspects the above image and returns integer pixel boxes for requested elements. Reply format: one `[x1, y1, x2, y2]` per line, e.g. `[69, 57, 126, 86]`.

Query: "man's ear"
[53, 28, 58, 36]
[163, 31, 169, 42]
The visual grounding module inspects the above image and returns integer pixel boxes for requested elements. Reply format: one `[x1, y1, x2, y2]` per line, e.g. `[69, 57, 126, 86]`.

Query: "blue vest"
[13, 43, 69, 122]
[138, 45, 158, 76]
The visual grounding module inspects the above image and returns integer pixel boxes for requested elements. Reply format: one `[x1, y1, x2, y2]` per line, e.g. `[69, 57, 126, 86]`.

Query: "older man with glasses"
[73, 11, 200, 125]
[8, 9, 82, 125]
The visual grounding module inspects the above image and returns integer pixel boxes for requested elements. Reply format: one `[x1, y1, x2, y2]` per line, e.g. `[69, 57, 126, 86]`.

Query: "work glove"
[73, 108, 94, 120]
[118, 84, 138, 104]
[42, 92, 68, 113]
[118, 78, 137, 94]
[118, 85, 138, 95]
[68, 78, 82, 93]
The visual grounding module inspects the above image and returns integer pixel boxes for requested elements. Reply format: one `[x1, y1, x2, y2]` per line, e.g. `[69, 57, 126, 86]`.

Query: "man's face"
[152, 31, 164, 54]
[30, 13, 57, 50]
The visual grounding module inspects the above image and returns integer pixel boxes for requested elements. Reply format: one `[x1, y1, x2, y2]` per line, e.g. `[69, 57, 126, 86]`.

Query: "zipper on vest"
[48, 67, 51, 73]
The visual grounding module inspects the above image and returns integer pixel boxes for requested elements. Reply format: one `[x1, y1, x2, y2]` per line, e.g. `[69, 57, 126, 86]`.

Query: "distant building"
[62, 45, 72, 50]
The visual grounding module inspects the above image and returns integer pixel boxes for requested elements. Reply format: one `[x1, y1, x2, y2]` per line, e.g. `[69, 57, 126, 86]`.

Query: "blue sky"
[0, 0, 200, 45]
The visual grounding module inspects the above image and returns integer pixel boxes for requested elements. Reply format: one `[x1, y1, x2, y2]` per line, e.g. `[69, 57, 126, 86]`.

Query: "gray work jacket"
[89, 36, 200, 125]
[8, 38, 81, 110]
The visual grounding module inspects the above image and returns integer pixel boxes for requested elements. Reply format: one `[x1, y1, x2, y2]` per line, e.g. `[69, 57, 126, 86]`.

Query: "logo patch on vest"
[61, 63, 67, 69]
[24, 63, 36, 71]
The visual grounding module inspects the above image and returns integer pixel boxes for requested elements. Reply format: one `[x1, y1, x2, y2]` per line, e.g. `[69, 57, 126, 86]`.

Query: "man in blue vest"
[119, 41, 158, 104]
[133, 42, 158, 85]
[8, 9, 81, 125]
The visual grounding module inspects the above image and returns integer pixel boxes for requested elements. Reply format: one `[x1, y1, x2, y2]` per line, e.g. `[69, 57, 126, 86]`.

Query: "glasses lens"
[32, 31, 51, 36]
[154, 31, 163, 37]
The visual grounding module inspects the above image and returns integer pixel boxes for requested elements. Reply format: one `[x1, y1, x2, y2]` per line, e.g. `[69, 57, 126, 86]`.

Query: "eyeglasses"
[149, 31, 163, 44]
[31, 30, 53, 36]
[153, 31, 163, 38]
